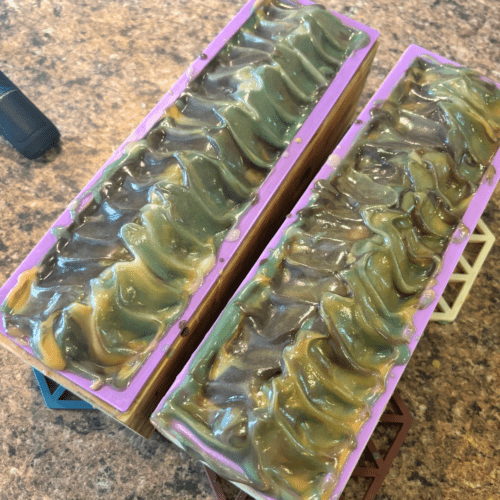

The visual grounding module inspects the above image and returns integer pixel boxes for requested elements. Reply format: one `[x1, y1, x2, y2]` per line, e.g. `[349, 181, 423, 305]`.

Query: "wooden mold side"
[0, 41, 378, 438]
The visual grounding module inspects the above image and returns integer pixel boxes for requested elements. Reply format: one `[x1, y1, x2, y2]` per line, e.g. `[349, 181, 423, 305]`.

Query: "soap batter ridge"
[1, 0, 367, 389]
[154, 56, 500, 500]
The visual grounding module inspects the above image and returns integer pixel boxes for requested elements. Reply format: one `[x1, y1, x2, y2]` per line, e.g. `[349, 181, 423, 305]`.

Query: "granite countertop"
[0, 0, 499, 499]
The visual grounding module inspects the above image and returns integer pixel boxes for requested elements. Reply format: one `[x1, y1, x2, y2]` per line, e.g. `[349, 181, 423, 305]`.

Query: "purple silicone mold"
[0, 0, 378, 413]
[152, 44, 500, 500]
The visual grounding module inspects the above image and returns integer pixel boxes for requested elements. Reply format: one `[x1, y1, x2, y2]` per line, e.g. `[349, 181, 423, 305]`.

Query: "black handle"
[0, 70, 60, 159]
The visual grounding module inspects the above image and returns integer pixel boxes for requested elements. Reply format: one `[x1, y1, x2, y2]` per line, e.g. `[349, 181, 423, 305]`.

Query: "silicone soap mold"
[152, 45, 500, 500]
[0, 0, 378, 436]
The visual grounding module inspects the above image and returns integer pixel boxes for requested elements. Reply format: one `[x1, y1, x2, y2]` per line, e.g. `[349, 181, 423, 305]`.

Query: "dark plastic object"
[0, 70, 60, 159]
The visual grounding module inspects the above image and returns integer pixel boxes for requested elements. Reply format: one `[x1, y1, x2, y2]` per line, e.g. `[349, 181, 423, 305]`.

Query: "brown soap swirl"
[2, 0, 367, 389]
[154, 56, 500, 500]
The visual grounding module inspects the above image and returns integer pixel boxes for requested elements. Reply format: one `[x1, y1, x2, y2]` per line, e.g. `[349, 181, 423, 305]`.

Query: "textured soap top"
[153, 56, 500, 500]
[1, 0, 367, 390]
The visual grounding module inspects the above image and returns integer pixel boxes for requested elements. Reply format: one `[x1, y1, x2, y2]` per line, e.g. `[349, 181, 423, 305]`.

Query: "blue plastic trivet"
[33, 368, 93, 410]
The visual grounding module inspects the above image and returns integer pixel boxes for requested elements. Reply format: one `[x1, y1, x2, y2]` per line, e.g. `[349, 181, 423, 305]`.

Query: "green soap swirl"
[154, 56, 500, 500]
[2, 0, 367, 388]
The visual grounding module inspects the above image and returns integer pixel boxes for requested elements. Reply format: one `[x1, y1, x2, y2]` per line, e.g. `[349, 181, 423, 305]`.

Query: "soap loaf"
[0, 0, 377, 436]
[152, 53, 500, 500]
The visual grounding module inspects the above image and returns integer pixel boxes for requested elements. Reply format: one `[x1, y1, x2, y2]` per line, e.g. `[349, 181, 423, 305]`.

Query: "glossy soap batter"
[2, 0, 367, 389]
[154, 57, 500, 500]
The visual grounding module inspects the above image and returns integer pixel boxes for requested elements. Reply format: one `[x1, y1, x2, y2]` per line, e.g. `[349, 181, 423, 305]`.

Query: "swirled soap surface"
[154, 57, 500, 500]
[1, 0, 367, 388]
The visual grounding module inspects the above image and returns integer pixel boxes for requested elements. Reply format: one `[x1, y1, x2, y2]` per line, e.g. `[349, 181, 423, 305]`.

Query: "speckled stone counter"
[0, 1, 499, 499]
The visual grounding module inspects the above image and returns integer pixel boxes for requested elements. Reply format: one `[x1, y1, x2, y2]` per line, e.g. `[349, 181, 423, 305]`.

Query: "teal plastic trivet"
[33, 368, 92, 410]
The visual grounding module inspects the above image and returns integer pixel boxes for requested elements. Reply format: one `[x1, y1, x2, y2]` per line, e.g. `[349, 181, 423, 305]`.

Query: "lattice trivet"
[430, 218, 495, 324]
[32, 368, 92, 410]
